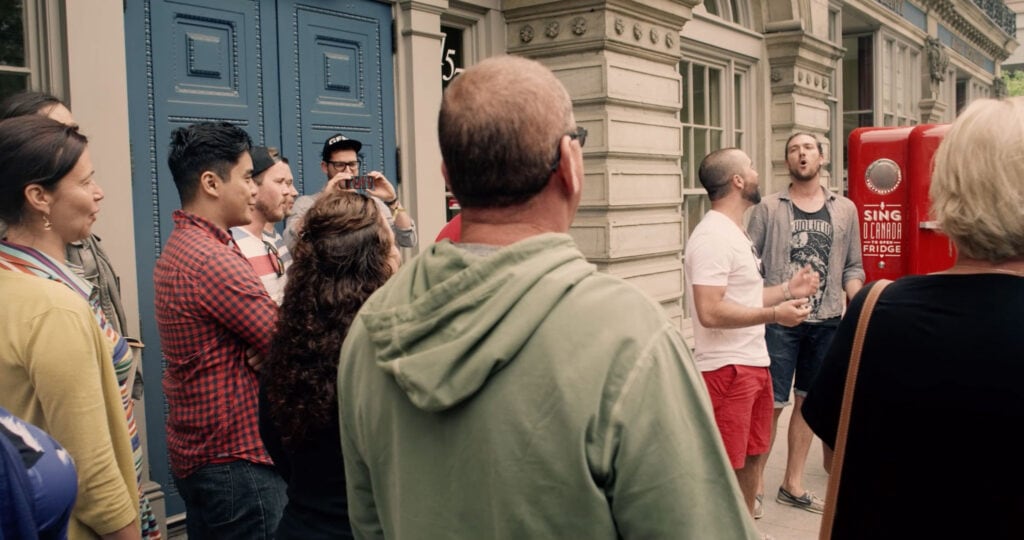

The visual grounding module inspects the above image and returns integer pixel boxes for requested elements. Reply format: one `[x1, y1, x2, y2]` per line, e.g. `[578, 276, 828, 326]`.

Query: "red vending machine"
[847, 124, 957, 283]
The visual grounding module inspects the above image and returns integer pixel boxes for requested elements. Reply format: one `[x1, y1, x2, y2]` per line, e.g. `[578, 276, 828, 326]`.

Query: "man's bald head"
[439, 55, 575, 208]
[697, 148, 747, 201]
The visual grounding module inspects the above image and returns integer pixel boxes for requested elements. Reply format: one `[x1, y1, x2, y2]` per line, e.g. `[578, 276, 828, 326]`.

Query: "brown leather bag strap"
[819, 279, 891, 540]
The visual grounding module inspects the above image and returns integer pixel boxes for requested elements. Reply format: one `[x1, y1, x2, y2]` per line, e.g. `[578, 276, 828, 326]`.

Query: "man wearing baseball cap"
[284, 134, 416, 249]
[231, 146, 295, 304]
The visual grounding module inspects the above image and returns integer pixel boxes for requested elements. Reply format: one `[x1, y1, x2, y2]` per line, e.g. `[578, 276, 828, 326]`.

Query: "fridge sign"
[848, 124, 955, 282]
[861, 202, 903, 256]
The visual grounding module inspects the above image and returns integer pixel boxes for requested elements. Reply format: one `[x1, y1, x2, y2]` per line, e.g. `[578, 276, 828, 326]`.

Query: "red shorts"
[702, 365, 773, 469]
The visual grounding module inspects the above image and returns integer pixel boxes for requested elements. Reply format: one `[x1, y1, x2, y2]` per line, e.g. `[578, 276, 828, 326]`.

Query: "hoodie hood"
[357, 233, 595, 412]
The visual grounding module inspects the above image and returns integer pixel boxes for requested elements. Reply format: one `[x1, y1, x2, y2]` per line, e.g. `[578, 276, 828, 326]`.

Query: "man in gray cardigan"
[746, 132, 865, 518]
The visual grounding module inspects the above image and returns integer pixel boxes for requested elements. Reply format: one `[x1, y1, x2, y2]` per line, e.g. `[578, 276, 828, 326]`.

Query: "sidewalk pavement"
[758, 406, 826, 540]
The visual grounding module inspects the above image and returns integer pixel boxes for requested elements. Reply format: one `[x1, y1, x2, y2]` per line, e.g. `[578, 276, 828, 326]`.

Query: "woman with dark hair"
[259, 190, 399, 539]
[0, 91, 75, 125]
[0, 115, 144, 539]
[0, 90, 158, 540]
[0, 91, 134, 355]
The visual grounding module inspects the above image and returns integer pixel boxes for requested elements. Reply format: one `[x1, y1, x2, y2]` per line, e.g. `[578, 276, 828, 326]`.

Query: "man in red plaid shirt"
[154, 122, 286, 539]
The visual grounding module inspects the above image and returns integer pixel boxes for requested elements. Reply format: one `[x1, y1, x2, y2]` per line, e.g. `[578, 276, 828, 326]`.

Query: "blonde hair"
[930, 97, 1024, 262]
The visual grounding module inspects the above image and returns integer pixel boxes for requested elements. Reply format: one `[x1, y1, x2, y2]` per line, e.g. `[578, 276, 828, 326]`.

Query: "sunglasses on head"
[263, 240, 284, 277]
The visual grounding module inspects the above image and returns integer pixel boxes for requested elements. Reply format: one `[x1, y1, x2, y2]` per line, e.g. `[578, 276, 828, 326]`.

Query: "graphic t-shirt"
[790, 204, 831, 319]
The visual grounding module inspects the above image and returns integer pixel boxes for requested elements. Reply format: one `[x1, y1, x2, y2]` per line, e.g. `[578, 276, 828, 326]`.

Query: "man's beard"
[789, 162, 821, 182]
[256, 199, 284, 223]
[742, 182, 761, 204]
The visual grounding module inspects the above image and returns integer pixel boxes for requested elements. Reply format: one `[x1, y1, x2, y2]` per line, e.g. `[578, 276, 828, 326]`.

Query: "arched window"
[701, 0, 749, 28]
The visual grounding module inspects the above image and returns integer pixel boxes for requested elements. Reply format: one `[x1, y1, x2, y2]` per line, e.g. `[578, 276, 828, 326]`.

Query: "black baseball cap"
[250, 146, 276, 177]
[322, 133, 362, 161]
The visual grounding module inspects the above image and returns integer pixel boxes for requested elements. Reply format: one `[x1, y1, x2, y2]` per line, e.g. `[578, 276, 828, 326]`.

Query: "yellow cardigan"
[0, 270, 139, 539]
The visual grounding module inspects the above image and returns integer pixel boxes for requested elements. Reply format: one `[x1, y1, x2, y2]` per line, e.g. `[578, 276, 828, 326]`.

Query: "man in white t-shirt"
[231, 146, 294, 304]
[684, 147, 818, 522]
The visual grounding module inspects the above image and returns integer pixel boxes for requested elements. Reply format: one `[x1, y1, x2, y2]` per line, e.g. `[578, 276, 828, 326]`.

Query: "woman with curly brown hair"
[258, 190, 399, 539]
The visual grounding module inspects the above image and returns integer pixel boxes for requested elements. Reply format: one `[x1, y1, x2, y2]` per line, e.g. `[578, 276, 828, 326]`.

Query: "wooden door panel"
[277, 0, 395, 193]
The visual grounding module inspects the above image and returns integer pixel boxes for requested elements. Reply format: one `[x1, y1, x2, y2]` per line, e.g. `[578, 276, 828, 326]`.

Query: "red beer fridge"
[847, 124, 956, 283]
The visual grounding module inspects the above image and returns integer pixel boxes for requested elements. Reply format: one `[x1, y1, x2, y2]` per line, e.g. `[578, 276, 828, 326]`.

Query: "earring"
[42, 213, 52, 230]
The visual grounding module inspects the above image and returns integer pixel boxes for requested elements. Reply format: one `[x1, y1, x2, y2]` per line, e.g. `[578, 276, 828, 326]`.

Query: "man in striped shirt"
[231, 146, 295, 304]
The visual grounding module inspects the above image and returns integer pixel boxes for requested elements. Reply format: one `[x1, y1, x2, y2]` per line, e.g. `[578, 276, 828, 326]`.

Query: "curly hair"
[261, 191, 395, 448]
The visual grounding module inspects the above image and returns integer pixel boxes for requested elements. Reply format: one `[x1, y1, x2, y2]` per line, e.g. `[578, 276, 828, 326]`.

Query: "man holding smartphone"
[284, 134, 416, 249]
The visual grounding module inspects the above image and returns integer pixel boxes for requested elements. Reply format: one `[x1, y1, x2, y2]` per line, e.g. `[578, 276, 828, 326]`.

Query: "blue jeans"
[174, 461, 287, 540]
[766, 320, 839, 406]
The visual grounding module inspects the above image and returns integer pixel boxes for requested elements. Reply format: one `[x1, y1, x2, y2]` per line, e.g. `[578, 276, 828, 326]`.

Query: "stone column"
[764, 30, 844, 192]
[503, 0, 701, 327]
[395, 0, 449, 254]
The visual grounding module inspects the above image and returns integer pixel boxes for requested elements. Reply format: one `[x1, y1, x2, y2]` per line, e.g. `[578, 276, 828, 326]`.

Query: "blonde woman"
[804, 97, 1024, 539]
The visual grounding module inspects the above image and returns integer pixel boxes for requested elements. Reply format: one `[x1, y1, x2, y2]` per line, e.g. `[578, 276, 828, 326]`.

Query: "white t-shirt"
[684, 210, 770, 371]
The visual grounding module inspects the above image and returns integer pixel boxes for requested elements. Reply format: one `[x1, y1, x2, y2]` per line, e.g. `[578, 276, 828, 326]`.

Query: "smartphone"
[345, 175, 373, 193]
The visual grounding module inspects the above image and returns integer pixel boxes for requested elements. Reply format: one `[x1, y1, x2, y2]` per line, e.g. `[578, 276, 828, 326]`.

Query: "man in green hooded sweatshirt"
[337, 55, 760, 540]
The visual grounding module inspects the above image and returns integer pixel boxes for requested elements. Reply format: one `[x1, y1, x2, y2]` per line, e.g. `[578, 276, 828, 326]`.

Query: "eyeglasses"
[263, 240, 285, 277]
[547, 126, 588, 174]
[326, 160, 359, 171]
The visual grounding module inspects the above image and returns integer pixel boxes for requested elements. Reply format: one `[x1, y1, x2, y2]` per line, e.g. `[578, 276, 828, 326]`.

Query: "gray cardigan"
[746, 186, 865, 320]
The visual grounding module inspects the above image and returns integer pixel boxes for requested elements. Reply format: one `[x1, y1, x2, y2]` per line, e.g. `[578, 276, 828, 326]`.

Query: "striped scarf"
[0, 241, 161, 539]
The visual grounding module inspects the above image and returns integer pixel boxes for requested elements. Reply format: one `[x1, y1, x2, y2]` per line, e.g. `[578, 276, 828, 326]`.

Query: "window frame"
[679, 44, 760, 314]
[439, 1, 502, 219]
[0, 1, 67, 101]
[877, 30, 921, 127]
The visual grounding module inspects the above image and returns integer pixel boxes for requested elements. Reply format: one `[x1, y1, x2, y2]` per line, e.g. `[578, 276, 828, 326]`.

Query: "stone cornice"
[765, 30, 845, 96]
[504, 0, 696, 28]
[918, 0, 1018, 61]
[395, 0, 449, 16]
[764, 29, 846, 63]
[505, 5, 692, 63]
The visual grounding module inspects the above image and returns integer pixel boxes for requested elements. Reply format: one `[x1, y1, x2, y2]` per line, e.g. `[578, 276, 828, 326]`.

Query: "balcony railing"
[970, 0, 1016, 38]
[878, 1, 1016, 38]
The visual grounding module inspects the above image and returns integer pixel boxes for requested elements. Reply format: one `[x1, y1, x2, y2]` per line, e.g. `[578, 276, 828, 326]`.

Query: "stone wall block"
[579, 159, 682, 207]
[572, 211, 683, 261]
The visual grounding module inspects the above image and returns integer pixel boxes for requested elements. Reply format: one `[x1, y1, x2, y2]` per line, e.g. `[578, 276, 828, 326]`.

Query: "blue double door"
[125, 0, 395, 516]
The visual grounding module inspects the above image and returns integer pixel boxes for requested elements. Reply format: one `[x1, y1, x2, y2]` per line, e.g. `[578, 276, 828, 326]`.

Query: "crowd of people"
[1, 56, 1022, 540]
